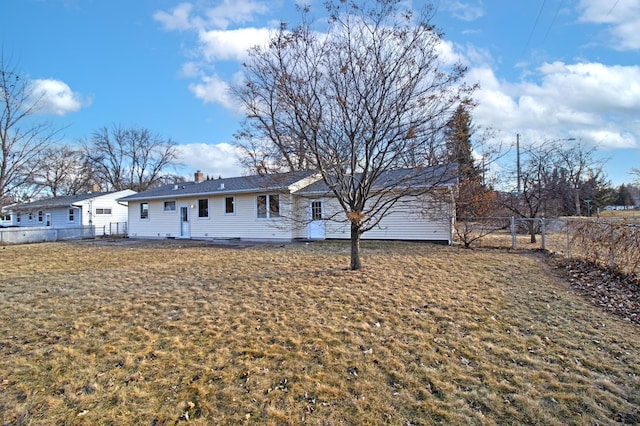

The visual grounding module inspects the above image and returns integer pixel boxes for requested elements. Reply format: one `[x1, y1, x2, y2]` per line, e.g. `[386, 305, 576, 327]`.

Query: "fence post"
[511, 216, 516, 249]
[610, 224, 616, 269]
[540, 218, 546, 250]
[566, 224, 571, 258]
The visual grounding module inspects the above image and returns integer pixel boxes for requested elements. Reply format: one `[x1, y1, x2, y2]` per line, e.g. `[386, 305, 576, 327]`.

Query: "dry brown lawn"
[1, 239, 639, 425]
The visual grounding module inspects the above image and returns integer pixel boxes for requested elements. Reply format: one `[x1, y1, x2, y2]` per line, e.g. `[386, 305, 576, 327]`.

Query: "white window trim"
[96, 208, 113, 215]
[68, 208, 75, 223]
[197, 199, 210, 219]
[163, 200, 177, 212]
[224, 196, 235, 216]
[256, 194, 281, 220]
[140, 202, 150, 221]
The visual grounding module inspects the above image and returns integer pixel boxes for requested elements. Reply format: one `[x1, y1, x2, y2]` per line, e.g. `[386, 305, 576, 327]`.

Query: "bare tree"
[0, 54, 61, 205]
[83, 125, 180, 192]
[234, 0, 473, 270]
[501, 143, 561, 243]
[32, 144, 94, 196]
[555, 141, 602, 216]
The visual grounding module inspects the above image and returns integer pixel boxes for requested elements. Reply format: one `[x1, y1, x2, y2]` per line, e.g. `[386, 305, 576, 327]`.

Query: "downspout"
[449, 185, 456, 245]
[71, 203, 83, 224]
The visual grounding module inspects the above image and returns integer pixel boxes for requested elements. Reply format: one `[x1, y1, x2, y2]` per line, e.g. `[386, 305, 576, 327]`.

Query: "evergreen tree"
[616, 184, 634, 208]
[444, 105, 478, 181]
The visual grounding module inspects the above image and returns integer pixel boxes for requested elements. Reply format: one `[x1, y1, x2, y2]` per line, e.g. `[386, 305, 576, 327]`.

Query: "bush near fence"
[454, 217, 640, 276]
[564, 219, 640, 275]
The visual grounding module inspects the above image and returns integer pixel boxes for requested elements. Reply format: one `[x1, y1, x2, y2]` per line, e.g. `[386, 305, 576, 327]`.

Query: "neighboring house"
[9, 190, 136, 236]
[1, 204, 16, 227]
[119, 168, 456, 243]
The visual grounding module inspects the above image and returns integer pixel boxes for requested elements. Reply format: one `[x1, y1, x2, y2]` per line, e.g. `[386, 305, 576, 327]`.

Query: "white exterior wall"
[127, 190, 453, 243]
[87, 190, 135, 235]
[321, 195, 453, 243]
[11, 190, 134, 235]
[128, 193, 296, 241]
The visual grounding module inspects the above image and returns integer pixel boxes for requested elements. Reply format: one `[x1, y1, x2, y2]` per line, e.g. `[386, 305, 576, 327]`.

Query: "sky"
[2, 0, 639, 186]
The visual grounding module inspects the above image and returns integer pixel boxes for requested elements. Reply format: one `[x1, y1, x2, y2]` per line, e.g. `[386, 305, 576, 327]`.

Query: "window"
[225, 197, 235, 214]
[68, 208, 75, 222]
[28, 212, 33, 221]
[140, 203, 149, 220]
[163, 201, 176, 212]
[96, 208, 112, 215]
[311, 200, 322, 221]
[16, 214, 20, 223]
[198, 199, 209, 218]
[257, 194, 280, 219]
[38, 211, 43, 223]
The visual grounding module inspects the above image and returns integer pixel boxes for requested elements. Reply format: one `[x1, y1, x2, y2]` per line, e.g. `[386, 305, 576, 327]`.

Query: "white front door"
[307, 200, 325, 239]
[179, 206, 190, 238]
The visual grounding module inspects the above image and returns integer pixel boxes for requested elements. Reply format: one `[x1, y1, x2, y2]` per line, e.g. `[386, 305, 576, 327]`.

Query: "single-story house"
[119, 168, 456, 243]
[1, 204, 16, 226]
[9, 190, 136, 236]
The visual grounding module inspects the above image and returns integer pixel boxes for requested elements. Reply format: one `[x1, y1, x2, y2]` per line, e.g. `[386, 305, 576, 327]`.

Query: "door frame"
[307, 199, 325, 239]
[179, 205, 190, 238]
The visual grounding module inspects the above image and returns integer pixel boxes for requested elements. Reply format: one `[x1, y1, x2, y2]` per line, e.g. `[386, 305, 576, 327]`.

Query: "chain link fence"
[454, 217, 640, 276]
[0, 222, 128, 244]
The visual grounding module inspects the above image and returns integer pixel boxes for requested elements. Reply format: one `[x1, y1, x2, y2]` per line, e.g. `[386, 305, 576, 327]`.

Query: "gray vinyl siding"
[11, 190, 134, 235]
[16, 207, 80, 228]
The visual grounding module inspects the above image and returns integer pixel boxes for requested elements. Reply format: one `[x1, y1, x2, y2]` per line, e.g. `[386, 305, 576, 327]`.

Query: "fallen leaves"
[552, 256, 640, 324]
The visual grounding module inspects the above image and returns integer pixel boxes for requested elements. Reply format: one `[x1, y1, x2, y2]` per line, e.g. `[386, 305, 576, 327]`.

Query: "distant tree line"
[443, 103, 640, 244]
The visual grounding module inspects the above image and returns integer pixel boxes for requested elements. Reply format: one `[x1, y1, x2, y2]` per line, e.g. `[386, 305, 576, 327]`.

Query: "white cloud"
[442, 1, 485, 22]
[468, 61, 640, 150]
[30, 79, 89, 116]
[177, 142, 243, 178]
[578, 129, 637, 149]
[198, 27, 271, 62]
[188, 73, 246, 113]
[153, 3, 202, 31]
[154, 0, 269, 31]
[578, 0, 640, 50]
[204, 0, 269, 30]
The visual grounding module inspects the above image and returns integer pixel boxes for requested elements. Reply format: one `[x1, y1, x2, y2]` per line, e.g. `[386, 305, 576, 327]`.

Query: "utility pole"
[516, 133, 521, 194]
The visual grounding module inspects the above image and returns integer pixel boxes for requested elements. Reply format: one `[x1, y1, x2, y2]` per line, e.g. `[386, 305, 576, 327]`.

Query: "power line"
[523, 0, 548, 53]
[607, 0, 620, 16]
[541, 0, 565, 45]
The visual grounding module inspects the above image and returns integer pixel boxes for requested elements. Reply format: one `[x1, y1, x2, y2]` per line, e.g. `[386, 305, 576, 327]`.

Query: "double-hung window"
[198, 199, 209, 218]
[68, 208, 75, 222]
[38, 210, 43, 223]
[225, 197, 235, 215]
[163, 201, 176, 212]
[140, 203, 149, 220]
[257, 194, 280, 219]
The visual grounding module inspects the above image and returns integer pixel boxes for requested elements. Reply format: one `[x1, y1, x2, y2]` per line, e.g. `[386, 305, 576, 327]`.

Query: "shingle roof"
[119, 170, 317, 201]
[296, 165, 457, 195]
[13, 192, 121, 211]
[118, 166, 456, 202]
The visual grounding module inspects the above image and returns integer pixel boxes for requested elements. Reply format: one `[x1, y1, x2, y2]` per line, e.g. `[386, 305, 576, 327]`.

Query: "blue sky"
[2, 0, 639, 186]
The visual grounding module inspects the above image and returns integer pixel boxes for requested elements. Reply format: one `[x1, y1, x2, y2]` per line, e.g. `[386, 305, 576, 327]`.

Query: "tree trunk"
[350, 223, 361, 271]
[528, 222, 537, 243]
[574, 189, 581, 216]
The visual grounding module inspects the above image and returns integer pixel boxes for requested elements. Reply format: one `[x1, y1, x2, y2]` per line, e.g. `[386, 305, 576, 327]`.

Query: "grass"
[1, 239, 639, 425]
